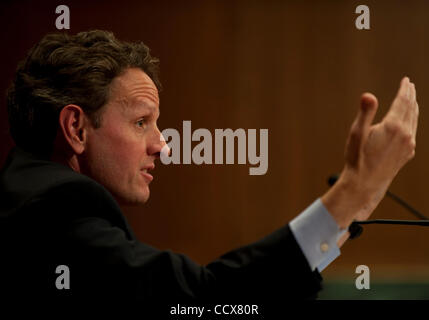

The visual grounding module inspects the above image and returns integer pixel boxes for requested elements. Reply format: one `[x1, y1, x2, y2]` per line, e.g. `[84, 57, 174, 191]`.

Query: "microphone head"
[327, 174, 339, 186]
[349, 222, 364, 239]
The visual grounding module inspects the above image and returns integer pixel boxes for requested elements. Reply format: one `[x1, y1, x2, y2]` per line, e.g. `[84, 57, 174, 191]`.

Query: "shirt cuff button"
[320, 242, 330, 253]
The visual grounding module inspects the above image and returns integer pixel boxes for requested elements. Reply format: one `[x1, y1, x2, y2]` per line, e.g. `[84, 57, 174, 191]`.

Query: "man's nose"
[159, 131, 171, 158]
[148, 127, 171, 159]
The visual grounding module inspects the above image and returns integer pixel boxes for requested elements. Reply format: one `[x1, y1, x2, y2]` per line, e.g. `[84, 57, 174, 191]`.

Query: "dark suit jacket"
[0, 147, 322, 305]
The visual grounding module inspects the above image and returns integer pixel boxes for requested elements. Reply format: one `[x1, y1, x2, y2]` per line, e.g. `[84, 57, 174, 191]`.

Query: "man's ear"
[58, 104, 89, 155]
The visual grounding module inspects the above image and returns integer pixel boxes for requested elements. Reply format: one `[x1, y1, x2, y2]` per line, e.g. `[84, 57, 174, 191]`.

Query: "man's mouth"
[141, 169, 153, 182]
[141, 164, 154, 182]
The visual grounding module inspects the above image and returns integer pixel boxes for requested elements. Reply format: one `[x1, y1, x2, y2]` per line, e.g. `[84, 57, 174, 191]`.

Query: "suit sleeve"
[26, 179, 323, 303]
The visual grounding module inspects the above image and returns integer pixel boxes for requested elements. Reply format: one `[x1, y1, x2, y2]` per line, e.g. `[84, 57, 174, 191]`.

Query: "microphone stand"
[327, 174, 429, 239]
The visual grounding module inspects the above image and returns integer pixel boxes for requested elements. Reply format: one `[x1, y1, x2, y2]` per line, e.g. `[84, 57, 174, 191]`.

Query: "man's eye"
[137, 119, 145, 127]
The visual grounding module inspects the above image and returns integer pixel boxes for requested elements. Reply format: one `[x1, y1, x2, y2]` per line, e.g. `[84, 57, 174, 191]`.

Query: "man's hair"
[6, 30, 161, 157]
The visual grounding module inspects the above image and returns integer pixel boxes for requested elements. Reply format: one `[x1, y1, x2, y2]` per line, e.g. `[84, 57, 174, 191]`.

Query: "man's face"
[82, 68, 166, 205]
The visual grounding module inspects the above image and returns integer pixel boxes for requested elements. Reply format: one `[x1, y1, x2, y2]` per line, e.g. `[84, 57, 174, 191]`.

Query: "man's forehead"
[111, 68, 160, 108]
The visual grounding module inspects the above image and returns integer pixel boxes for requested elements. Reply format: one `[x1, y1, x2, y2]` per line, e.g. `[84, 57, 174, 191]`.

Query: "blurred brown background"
[1, 0, 428, 292]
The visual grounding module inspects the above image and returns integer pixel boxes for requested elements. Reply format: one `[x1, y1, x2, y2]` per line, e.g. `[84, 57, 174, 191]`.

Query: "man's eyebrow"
[134, 101, 160, 116]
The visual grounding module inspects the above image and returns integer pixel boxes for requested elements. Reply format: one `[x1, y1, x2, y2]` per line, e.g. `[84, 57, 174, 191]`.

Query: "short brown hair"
[6, 30, 161, 157]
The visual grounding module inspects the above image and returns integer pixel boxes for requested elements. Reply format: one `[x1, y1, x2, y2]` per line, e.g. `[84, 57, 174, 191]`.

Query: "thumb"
[345, 93, 379, 167]
[355, 93, 379, 133]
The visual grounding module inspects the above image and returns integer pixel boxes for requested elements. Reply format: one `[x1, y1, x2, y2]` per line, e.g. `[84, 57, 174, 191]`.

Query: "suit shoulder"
[34, 174, 119, 211]
[1, 155, 119, 218]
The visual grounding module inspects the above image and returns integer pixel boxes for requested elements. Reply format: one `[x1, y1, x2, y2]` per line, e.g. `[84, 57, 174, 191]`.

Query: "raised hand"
[322, 77, 419, 229]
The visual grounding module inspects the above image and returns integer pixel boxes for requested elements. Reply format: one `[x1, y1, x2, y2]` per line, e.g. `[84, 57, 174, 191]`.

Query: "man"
[0, 30, 418, 304]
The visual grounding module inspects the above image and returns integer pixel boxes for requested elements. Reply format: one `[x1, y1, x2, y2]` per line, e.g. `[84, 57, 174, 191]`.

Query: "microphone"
[327, 174, 429, 239]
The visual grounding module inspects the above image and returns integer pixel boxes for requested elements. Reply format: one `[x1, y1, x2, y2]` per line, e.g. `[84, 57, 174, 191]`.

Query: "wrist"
[321, 169, 380, 229]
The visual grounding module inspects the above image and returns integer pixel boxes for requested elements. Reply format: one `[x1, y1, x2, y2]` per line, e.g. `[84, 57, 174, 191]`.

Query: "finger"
[407, 80, 412, 99]
[398, 76, 410, 98]
[411, 100, 419, 141]
[387, 77, 410, 120]
[345, 94, 378, 167]
[356, 92, 379, 133]
[410, 82, 416, 102]
[404, 82, 416, 125]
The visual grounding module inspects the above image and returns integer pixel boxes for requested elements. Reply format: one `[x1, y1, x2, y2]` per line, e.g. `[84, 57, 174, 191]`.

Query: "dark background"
[1, 0, 428, 298]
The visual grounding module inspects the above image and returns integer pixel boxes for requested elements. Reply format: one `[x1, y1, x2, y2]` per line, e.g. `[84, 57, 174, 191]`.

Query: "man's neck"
[50, 150, 81, 173]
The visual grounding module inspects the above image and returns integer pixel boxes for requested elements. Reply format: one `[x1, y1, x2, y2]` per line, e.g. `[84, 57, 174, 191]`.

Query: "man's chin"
[114, 190, 150, 206]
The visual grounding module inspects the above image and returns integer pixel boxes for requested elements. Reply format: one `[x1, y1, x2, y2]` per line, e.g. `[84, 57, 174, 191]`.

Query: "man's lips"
[141, 164, 155, 182]
[141, 170, 153, 182]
